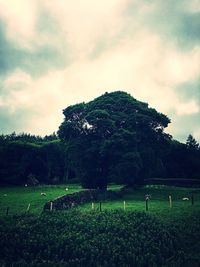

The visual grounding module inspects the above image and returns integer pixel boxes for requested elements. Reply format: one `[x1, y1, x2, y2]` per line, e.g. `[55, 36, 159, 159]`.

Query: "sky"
[0, 0, 200, 143]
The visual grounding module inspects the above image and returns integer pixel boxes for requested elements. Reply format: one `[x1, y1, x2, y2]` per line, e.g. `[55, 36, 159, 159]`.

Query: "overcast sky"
[0, 0, 200, 143]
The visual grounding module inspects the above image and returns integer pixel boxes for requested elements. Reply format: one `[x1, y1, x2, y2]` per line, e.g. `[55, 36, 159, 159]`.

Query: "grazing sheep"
[65, 187, 69, 191]
[182, 197, 189, 201]
[40, 192, 46, 196]
[3, 194, 7, 197]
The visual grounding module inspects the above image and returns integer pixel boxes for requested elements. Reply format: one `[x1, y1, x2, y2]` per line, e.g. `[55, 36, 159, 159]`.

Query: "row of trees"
[0, 91, 200, 187]
[0, 135, 75, 185]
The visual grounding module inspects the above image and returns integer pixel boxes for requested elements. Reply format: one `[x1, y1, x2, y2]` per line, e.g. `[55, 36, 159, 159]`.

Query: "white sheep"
[65, 187, 69, 191]
[182, 197, 189, 201]
[40, 192, 46, 196]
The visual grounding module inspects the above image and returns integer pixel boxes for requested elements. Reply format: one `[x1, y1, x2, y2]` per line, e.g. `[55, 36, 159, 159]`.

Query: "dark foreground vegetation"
[1, 91, 200, 188]
[1, 209, 200, 267]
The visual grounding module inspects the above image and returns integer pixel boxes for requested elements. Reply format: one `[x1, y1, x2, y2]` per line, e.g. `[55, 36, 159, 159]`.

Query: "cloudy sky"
[0, 0, 200, 143]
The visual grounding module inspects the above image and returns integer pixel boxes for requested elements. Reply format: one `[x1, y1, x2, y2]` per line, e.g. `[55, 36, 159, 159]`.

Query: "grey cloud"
[0, 22, 22, 75]
[22, 45, 69, 77]
[168, 112, 200, 143]
[0, 16, 71, 78]
[175, 79, 200, 105]
[167, 78, 200, 142]
[125, 0, 200, 50]
[0, 107, 33, 134]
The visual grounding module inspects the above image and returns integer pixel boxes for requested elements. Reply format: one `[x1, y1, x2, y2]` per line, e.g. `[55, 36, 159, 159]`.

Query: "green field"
[82, 185, 200, 212]
[1, 184, 199, 216]
[0, 184, 82, 215]
[0, 184, 122, 215]
[0, 185, 200, 266]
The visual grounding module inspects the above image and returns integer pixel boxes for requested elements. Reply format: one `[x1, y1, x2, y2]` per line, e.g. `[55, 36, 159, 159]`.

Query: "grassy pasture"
[0, 184, 122, 215]
[81, 185, 200, 221]
[0, 184, 82, 215]
[0, 184, 200, 217]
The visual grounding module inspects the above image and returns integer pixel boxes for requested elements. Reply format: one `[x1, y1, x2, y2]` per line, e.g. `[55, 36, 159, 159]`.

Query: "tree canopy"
[1, 92, 200, 187]
[58, 91, 171, 189]
[0, 133, 74, 185]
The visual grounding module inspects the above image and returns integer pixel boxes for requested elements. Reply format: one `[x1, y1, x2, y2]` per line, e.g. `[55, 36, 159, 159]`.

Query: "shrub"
[0, 210, 179, 267]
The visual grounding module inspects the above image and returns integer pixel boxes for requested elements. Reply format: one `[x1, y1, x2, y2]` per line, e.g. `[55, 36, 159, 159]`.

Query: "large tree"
[58, 91, 171, 189]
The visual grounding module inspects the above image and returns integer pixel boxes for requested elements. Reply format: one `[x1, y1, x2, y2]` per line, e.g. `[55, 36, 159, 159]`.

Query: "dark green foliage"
[186, 134, 199, 150]
[58, 91, 171, 188]
[0, 134, 75, 185]
[1, 92, 200, 187]
[27, 174, 39, 186]
[0, 132, 58, 143]
[164, 140, 200, 180]
[0, 140, 37, 185]
[0, 210, 179, 267]
[162, 211, 200, 267]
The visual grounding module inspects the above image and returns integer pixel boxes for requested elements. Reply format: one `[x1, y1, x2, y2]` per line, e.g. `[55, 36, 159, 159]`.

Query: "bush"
[0, 210, 179, 267]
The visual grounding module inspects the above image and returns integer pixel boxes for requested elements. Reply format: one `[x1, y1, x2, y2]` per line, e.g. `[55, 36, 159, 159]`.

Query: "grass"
[0, 184, 82, 215]
[0, 183, 200, 218]
[80, 185, 200, 216]
[0, 183, 122, 215]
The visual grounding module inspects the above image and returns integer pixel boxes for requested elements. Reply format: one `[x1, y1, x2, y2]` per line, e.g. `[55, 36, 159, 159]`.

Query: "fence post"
[169, 195, 172, 208]
[26, 203, 30, 212]
[191, 195, 194, 206]
[50, 201, 53, 211]
[145, 198, 149, 211]
[123, 201, 126, 211]
[92, 202, 94, 210]
[6, 207, 9, 215]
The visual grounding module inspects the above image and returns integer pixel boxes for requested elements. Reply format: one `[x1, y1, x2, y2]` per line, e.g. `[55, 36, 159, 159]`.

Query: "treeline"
[0, 132, 58, 143]
[0, 133, 200, 187]
[0, 133, 75, 185]
[0, 91, 200, 187]
[164, 137, 200, 180]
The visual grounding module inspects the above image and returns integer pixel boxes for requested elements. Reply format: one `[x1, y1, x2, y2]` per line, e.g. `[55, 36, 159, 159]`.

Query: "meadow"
[0, 184, 200, 266]
[0, 184, 123, 215]
[0, 184, 82, 215]
[0, 184, 200, 216]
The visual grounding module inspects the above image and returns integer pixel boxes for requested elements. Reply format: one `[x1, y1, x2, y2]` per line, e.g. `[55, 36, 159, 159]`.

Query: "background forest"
[1, 91, 200, 188]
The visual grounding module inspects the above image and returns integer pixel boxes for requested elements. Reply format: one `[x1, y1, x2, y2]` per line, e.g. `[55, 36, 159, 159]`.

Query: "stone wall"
[43, 189, 122, 211]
